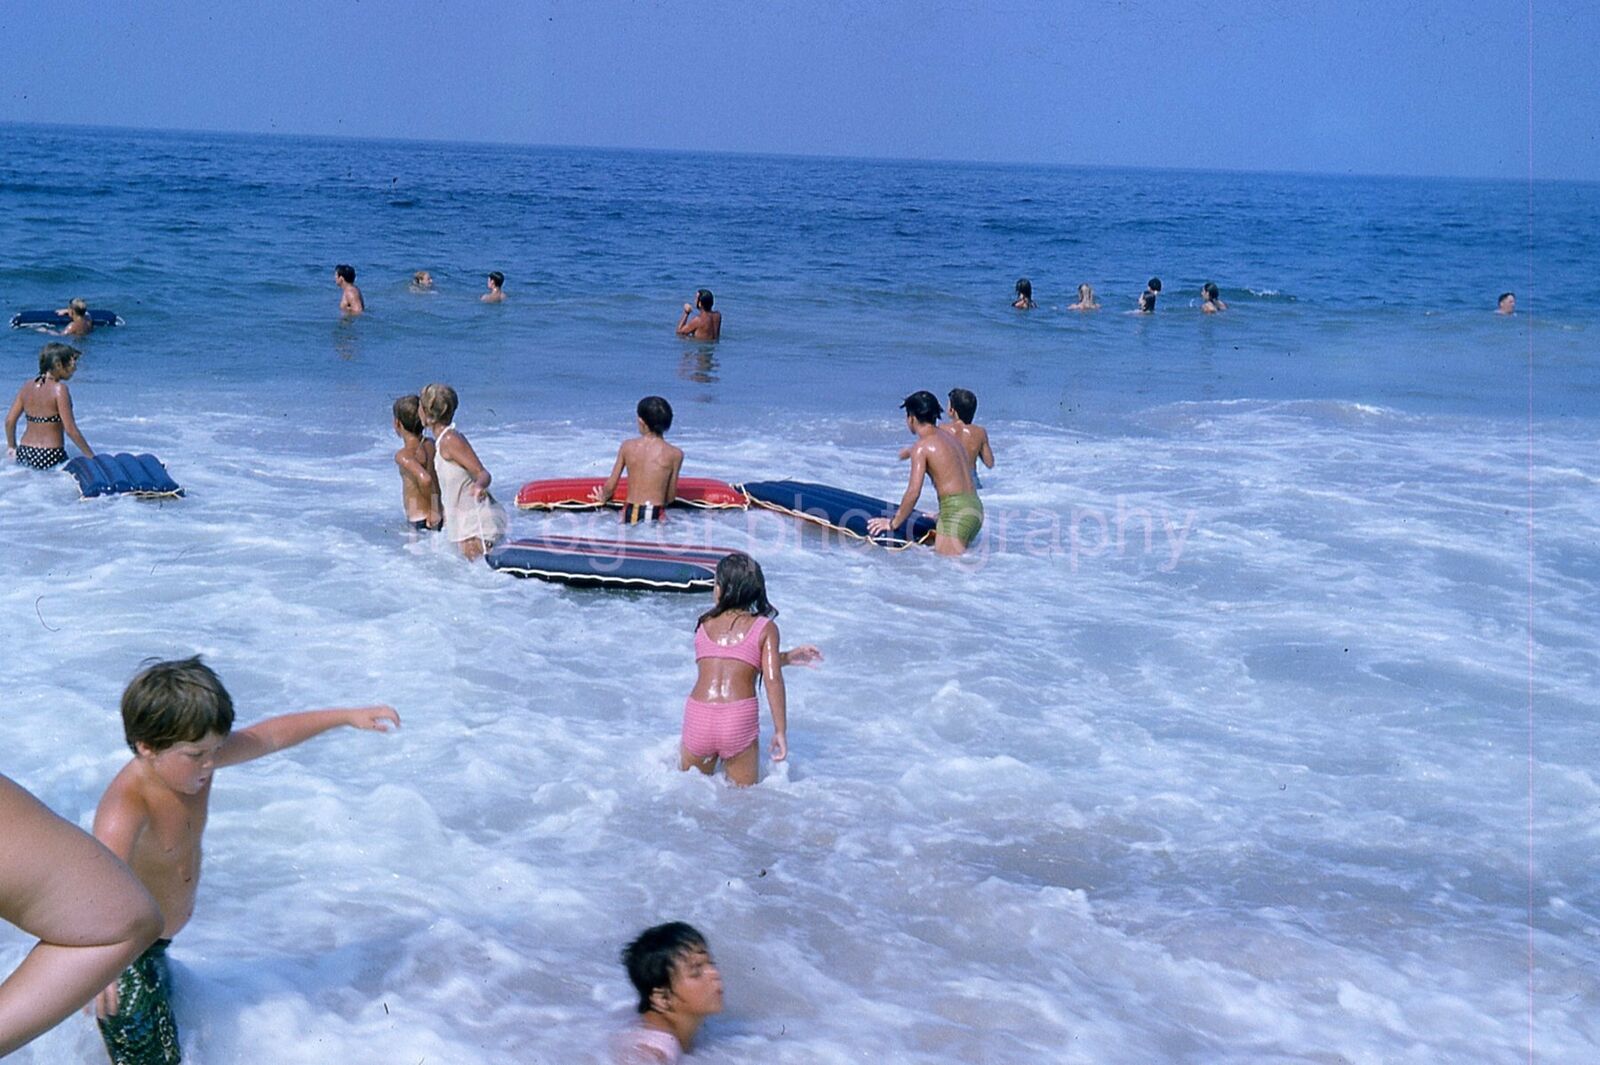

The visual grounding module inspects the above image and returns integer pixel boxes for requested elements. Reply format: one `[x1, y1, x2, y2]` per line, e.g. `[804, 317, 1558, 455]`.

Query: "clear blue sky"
[3, 0, 1594, 180]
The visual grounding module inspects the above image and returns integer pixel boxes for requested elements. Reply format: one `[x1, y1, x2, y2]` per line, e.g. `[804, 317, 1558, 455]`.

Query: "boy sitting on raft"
[392, 394, 442, 531]
[868, 390, 982, 556]
[91, 657, 398, 1065]
[592, 396, 684, 524]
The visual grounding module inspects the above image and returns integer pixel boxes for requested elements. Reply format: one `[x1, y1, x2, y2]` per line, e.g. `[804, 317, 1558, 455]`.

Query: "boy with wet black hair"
[869, 390, 982, 555]
[614, 922, 723, 1064]
[593, 396, 685, 523]
[675, 289, 721, 340]
[91, 657, 398, 1065]
[482, 271, 506, 303]
[334, 264, 364, 315]
[945, 387, 995, 488]
[1137, 277, 1161, 313]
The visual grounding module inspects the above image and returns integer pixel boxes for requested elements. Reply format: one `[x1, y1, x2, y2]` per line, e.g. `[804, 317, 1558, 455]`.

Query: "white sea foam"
[2, 400, 1597, 1063]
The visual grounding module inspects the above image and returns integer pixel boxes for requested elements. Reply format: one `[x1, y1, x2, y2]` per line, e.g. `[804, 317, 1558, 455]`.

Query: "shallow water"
[1, 125, 1597, 1063]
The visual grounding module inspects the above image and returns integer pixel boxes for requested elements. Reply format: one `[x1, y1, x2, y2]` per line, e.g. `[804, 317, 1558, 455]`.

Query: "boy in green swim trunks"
[91, 657, 399, 1064]
[868, 390, 983, 556]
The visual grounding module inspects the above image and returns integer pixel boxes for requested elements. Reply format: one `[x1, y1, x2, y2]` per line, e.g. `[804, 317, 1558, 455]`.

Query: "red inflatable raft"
[515, 477, 747, 511]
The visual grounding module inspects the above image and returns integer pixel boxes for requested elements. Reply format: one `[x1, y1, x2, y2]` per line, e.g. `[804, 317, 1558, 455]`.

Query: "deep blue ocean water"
[1, 124, 1597, 1063]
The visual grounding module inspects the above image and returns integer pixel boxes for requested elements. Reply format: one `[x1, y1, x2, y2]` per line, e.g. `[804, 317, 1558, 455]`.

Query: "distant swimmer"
[592, 395, 684, 523]
[0, 773, 160, 1059]
[391, 394, 441, 531]
[868, 390, 982, 556]
[6, 343, 93, 470]
[1069, 283, 1100, 311]
[1201, 281, 1227, 314]
[410, 270, 435, 292]
[481, 271, 506, 303]
[1137, 277, 1162, 314]
[675, 289, 721, 340]
[55, 297, 94, 337]
[335, 264, 365, 315]
[614, 923, 724, 1063]
[420, 383, 507, 560]
[1497, 291, 1516, 315]
[678, 552, 820, 787]
[1013, 278, 1036, 310]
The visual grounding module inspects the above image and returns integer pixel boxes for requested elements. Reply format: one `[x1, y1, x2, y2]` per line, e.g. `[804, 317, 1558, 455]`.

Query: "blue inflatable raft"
[10, 309, 125, 329]
[64, 453, 183, 499]
[486, 535, 736, 591]
[738, 480, 936, 549]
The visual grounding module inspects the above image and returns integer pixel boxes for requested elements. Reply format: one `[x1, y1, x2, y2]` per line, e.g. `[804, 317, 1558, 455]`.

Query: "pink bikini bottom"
[681, 696, 759, 761]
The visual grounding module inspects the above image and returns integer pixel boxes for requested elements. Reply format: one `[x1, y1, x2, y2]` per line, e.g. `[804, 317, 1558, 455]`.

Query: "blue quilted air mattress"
[64, 453, 183, 499]
[10, 309, 124, 329]
[486, 535, 735, 591]
[738, 480, 936, 549]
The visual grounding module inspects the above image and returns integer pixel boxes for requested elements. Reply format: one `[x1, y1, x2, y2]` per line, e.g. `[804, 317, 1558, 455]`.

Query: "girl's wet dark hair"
[38, 342, 81, 377]
[1015, 277, 1032, 298]
[621, 922, 708, 1014]
[698, 552, 776, 629]
[1203, 281, 1220, 300]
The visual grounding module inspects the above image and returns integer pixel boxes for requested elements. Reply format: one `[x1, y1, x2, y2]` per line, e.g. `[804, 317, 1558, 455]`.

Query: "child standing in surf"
[680, 553, 820, 787]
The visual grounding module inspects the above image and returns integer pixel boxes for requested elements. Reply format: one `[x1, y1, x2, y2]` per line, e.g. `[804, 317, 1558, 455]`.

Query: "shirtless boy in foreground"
[869, 390, 982, 556]
[592, 396, 685, 524]
[92, 657, 397, 1064]
[392, 394, 441, 530]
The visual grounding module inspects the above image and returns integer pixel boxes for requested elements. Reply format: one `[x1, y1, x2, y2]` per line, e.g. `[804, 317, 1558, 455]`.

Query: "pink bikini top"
[694, 614, 770, 668]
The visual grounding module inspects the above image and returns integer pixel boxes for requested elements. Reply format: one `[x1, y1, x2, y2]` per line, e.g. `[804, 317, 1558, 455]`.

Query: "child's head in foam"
[121, 656, 235, 755]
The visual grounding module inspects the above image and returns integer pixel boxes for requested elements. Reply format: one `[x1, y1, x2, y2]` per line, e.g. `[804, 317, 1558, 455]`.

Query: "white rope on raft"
[487, 564, 711, 591]
[741, 494, 934, 552]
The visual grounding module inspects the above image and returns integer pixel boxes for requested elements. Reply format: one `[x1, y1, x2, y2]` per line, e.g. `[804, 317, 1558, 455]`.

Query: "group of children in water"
[1012, 275, 1227, 314]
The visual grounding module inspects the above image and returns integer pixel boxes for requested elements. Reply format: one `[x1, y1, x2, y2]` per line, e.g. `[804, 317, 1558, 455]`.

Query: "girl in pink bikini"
[680, 553, 820, 787]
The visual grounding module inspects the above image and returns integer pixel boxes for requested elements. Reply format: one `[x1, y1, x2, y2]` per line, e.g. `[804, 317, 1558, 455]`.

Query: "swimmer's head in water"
[413, 271, 433, 287]
[948, 388, 978, 424]
[67, 297, 89, 317]
[335, 264, 356, 284]
[487, 271, 504, 290]
[1498, 292, 1515, 313]
[621, 922, 714, 1015]
[419, 383, 459, 426]
[637, 395, 673, 435]
[1015, 277, 1033, 299]
[695, 289, 714, 311]
[1203, 282, 1220, 301]
[121, 656, 236, 754]
[38, 341, 81, 378]
[1148, 278, 1162, 292]
[393, 394, 424, 435]
[1078, 283, 1094, 300]
[901, 390, 942, 425]
[700, 552, 776, 628]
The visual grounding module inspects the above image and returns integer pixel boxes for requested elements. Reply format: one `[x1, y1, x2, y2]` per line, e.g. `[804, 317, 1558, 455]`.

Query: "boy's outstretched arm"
[215, 705, 400, 769]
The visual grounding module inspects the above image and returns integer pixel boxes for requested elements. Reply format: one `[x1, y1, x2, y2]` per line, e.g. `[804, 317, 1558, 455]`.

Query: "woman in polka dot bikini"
[5, 342, 94, 470]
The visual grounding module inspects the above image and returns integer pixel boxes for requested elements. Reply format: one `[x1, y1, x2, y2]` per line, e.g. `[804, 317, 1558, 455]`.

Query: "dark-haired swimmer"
[6, 343, 92, 470]
[1136, 277, 1162, 314]
[680, 553, 820, 787]
[675, 290, 721, 341]
[1013, 278, 1036, 310]
[1200, 281, 1227, 314]
[392, 395, 441, 531]
[481, 271, 505, 303]
[593, 396, 685, 523]
[1497, 292, 1516, 315]
[615, 923, 722, 1063]
[335, 264, 364, 315]
[868, 390, 981, 556]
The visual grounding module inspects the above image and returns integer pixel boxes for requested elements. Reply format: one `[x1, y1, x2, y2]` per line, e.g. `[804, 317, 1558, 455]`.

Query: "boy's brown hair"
[121, 656, 235, 753]
[393, 394, 424, 435]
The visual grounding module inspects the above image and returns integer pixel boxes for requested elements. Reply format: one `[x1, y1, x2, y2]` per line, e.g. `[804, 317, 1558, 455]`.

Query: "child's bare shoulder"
[96, 763, 153, 824]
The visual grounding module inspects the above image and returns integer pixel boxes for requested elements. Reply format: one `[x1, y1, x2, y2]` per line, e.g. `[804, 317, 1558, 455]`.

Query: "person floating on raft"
[868, 390, 983, 556]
